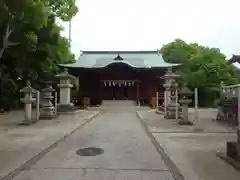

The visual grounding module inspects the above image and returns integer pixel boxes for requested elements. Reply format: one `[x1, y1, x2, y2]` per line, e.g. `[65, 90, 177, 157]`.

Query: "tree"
[160, 39, 240, 106]
[0, 0, 78, 110]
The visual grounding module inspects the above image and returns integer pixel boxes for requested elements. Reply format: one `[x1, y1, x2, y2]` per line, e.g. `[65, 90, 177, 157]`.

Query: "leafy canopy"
[160, 39, 240, 106]
[0, 0, 78, 109]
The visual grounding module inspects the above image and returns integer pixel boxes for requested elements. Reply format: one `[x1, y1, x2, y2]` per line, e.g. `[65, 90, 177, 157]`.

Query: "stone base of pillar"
[178, 110, 194, 125]
[217, 142, 240, 170]
[164, 103, 181, 119]
[58, 103, 73, 110]
[19, 119, 37, 126]
[178, 120, 194, 125]
[57, 103, 82, 114]
[40, 106, 57, 119]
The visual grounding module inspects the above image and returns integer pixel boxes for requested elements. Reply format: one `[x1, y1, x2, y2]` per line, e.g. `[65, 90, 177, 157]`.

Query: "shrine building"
[61, 50, 179, 105]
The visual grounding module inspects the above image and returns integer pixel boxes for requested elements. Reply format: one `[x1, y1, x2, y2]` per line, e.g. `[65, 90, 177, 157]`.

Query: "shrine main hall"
[62, 50, 179, 105]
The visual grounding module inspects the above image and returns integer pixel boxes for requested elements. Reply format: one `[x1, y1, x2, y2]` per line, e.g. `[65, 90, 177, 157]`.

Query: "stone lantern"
[55, 68, 76, 112]
[178, 86, 193, 125]
[40, 84, 56, 119]
[162, 68, 172, 107]
[20, 81, 37, 125]
[163, 68, 181, 119]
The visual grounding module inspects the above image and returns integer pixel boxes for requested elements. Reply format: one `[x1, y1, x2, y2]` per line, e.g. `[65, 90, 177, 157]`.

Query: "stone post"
[193, 88, 203, 132]
[55, 91, 58, 116]
[20, 81, 36, 125]
[237, 87, 240, 144]
[40, 84, 56, 119]
[194, 88, 199, 124]
[56, 69, 76, 112]
[36, 91, 40, 121]
[178, 86, 193, 125]
[164, 91, 167, 115]
[175, 89, 179, 121]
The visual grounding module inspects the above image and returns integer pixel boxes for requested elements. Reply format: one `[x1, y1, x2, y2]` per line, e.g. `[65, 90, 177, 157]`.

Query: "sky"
[61, 0, 240, 60]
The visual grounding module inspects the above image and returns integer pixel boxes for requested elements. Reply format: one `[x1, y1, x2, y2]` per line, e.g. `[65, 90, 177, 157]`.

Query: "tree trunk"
[0, 74, 4, 113]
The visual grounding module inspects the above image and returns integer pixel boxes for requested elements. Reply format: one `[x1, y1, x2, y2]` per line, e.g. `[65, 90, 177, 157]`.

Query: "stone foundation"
[165, 103, 180, 119]
[217, 142, 240, 170]
[178, 120, 193, 125]
[227, 142, 240, 161]
[57, 104, 83, 114]
[40, 106, 57, 119]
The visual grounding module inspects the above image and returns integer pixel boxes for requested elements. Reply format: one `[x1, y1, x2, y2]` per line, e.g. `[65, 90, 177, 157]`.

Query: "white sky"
[61, 0, 240, 59]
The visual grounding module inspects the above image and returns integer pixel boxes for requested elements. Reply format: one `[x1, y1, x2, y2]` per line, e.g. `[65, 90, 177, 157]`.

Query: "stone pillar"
[237, 87, 240, 144]
[24, 103, 32, 121]
[181, 103, 188, 120]
[178, 86, 193, 125]
[164, 86, 171, 107]
[59, 79, 72, 105]
[194, 88, 199, 124]
[55, 91, 58, 116]
[56, 69, 76, 112]
[20, 81, 36, 125]
[40, 84, 56, 119]
[36, 91, 40, 121]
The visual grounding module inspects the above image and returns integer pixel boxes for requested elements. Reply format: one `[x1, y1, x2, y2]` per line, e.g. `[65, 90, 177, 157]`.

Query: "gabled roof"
[228, 54, 240, 64]
[60, 50, 179, 68]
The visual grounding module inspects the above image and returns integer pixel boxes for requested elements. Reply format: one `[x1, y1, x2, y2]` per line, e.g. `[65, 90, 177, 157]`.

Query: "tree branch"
[0, 23, 14, 59]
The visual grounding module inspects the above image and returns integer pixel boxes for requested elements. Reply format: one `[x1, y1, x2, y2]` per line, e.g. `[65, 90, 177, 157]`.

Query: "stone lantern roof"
[163, 70, 180, 79]
[55, 69, 76, 80]
[20, 81, 37, 93]
[180, 86, 192, 96]
[41, 85, 55, 92]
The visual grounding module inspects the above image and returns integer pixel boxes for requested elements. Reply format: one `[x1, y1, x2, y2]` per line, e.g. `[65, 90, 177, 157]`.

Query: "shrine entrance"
[101, 80, 139, 101]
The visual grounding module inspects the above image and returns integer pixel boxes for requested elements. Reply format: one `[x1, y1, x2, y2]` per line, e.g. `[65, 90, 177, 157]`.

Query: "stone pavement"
[2, 103, 238, 180]
[7, 101, 175, 180]
[137, 108, 240, 180]
[0, 110, 100, 180]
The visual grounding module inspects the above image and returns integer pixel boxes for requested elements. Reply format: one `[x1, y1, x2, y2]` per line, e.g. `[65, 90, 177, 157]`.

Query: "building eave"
[59, 50, 180, 69]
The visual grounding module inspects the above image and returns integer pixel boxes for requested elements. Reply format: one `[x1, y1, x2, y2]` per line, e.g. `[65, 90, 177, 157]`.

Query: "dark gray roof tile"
[61, 50, 179, 68]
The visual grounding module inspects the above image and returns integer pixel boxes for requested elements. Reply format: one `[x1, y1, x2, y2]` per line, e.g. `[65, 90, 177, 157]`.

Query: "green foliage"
[160, 39, 240, 106]
[46, 0, 78, 21]
[0, 0, 77, 109]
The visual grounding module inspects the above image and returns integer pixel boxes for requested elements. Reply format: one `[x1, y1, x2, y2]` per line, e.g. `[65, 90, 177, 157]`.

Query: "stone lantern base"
[40, 106, 57, 119]
[57, 103, 81, 114]
[165, 103, 181, 119]
[178, 119, 194, 125]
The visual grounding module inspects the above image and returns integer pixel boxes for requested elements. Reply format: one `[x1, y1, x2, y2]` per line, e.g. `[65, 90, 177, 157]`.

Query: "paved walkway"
[137, 109, 240, 180]
[11, 102, 175, 180]
[0, 110, 100, 180]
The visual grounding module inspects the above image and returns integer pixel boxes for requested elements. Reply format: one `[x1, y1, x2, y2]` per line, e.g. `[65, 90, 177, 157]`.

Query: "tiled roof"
[60, 51, 179, 68]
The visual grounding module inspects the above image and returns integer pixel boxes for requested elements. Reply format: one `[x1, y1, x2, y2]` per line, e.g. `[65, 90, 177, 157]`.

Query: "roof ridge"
[80, 50, 159, 54]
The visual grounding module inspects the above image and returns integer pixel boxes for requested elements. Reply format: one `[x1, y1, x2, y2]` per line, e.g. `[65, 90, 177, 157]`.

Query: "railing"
[218, 84, 240, 128]
[221, 84, 240, 98]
